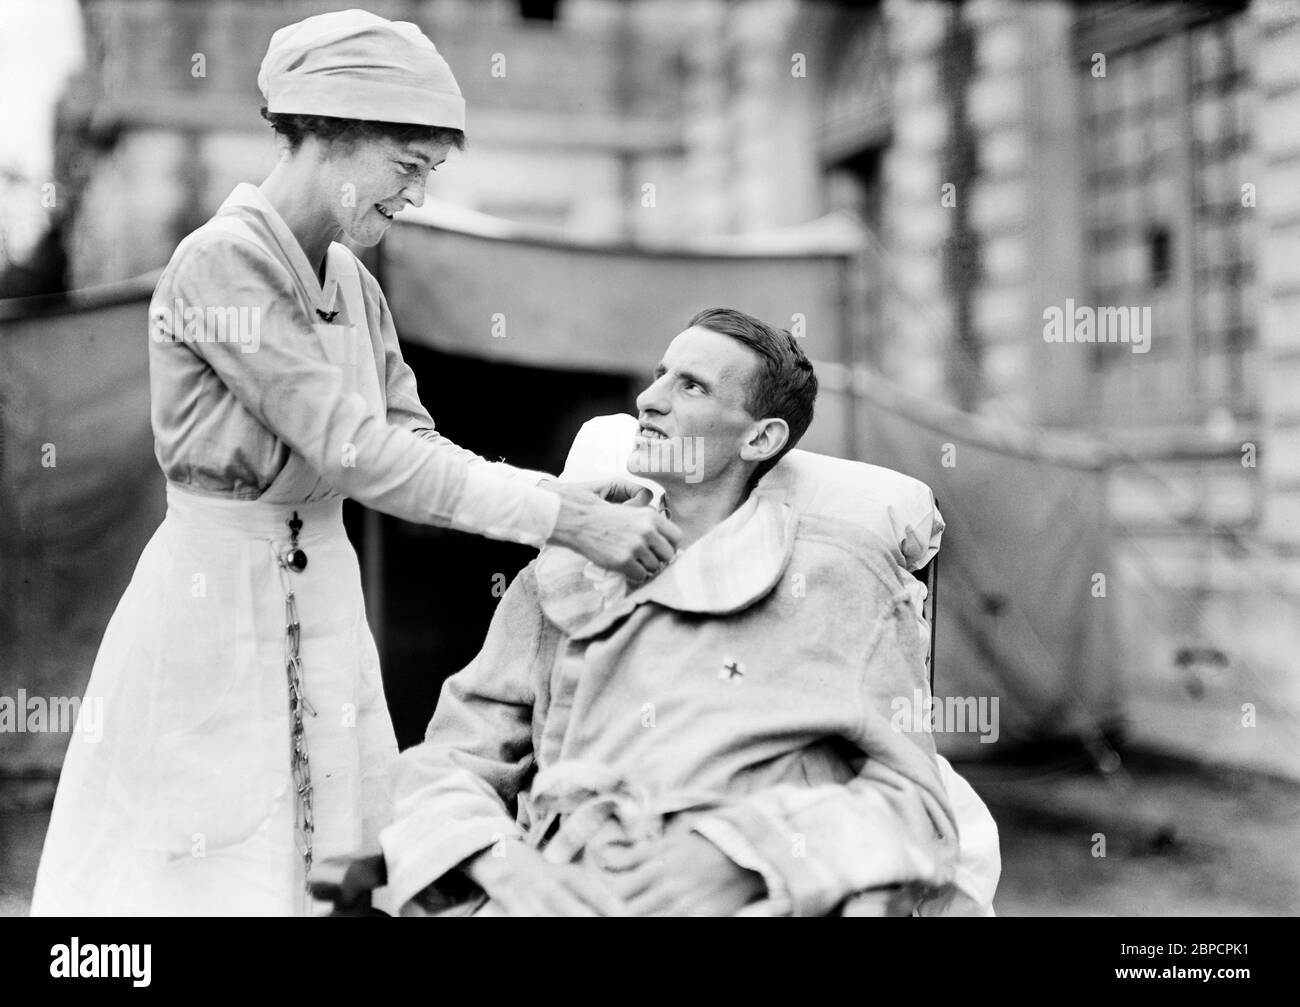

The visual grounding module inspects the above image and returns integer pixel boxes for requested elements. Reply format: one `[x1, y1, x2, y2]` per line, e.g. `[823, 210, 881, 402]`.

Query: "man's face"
[318, 136, 451, 246]
[630, 326, 761, 485]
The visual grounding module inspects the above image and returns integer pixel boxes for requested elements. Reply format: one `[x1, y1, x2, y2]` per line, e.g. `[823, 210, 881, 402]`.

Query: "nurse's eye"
[396, 161, 421, 175]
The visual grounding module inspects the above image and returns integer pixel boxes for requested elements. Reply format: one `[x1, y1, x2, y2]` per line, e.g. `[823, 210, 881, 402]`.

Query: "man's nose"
[636, 376, 670, 416]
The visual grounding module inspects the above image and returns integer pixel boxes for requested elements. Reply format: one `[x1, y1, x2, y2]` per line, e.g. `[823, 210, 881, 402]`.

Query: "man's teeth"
[640, 429, 667, 439]
[376, 205, 393, 218]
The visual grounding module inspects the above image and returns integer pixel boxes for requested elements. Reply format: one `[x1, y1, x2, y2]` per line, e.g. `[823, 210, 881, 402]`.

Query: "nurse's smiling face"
[317, 135, 452, 246]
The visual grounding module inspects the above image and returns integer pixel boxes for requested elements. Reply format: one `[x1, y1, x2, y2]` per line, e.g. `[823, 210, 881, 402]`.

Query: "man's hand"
[545, 483, 681, 583]
[603, 831, 767, 916]
[460, 838, 629, 917]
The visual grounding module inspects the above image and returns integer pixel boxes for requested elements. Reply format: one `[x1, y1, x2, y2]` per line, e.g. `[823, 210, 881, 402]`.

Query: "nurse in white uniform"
[31, 9, 679, 916]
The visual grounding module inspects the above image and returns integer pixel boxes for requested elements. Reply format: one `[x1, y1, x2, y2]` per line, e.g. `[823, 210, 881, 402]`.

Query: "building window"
[1147, 225, 1172, 288]
[1077, 4, 1255, 418]
[819, 6, 891, 370]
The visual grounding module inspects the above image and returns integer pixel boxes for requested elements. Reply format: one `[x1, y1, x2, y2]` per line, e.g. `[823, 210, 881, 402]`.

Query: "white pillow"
[560, 413, 944, 572]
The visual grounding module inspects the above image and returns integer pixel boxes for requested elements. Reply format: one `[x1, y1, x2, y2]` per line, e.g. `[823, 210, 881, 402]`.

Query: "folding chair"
[916, 551, 938, 695]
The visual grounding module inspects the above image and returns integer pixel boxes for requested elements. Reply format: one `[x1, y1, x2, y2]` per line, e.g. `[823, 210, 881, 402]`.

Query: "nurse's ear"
[272, 131, 294, 162]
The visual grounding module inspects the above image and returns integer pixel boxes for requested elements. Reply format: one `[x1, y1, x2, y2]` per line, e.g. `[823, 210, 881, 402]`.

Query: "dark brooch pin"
[281, 511, 308, 572]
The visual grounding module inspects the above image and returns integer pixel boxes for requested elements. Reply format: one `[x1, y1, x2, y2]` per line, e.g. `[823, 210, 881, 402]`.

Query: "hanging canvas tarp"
[1, 210, 1120, 772]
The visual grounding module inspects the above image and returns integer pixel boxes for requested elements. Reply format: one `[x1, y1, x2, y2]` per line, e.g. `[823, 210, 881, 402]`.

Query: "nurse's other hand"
[547, 484, 681, 581]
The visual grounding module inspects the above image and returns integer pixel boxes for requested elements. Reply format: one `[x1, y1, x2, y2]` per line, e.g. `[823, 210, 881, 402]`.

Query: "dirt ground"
[3, 743, 1297, 916]
[965, 745, 1300, 916]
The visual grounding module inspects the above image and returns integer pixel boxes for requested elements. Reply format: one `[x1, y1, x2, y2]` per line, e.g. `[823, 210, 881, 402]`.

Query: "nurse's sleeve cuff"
[449, 463, 560, 548]
[486, 462, 556, 488]
[407, 428, 554, 489]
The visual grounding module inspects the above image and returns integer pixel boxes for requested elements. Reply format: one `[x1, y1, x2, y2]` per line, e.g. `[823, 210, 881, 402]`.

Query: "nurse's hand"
[568, 476, 656, 507]
[546, 483, 681, 582]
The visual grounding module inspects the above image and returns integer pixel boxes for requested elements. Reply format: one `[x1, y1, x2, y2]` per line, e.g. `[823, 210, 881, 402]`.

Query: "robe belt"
[526, 761, 722, 868]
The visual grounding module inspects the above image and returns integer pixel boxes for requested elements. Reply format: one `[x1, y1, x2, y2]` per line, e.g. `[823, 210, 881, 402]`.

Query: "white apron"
[32, 243, 397, 916]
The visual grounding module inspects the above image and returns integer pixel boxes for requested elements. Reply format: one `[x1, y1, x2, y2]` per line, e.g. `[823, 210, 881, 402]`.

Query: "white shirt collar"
[218, 183, 342, 319]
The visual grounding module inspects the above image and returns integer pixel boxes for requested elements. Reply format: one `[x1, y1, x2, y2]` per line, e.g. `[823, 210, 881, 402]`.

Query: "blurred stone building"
[57, 0, 698, 285]
[681, 0, 1300, 768]
[47, 0, 1300, 769]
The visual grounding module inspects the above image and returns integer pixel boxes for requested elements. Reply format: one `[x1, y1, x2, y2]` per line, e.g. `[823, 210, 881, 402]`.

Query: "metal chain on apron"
[274, 512, 316, 894]
[263, 245, 375, 901]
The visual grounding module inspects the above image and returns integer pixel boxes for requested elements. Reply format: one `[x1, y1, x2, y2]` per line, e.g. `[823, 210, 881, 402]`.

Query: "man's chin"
[625, 455, 660, 479]
[627, 437, 709, 485]
[626, 451, 672, 482]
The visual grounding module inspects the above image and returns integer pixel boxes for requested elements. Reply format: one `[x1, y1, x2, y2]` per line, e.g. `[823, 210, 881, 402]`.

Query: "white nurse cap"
[257, 8, 465, 129]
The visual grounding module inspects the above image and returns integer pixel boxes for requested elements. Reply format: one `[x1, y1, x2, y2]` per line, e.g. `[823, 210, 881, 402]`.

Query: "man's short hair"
[686, 307, 819, 480]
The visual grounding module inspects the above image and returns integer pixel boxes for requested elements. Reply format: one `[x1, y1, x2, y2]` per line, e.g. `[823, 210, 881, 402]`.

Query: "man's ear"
[739, 418, 789, 465]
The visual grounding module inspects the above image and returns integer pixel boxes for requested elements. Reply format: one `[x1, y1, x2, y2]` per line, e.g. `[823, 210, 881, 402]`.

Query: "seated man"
[380, 307, 964, 916]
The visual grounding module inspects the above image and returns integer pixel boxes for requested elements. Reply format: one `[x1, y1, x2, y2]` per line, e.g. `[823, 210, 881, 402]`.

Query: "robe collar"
[216, 183, 343, 321]
[535, 491, 797, 641]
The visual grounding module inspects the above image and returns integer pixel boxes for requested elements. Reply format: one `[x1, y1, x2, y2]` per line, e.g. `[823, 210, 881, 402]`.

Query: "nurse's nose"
[402, 177, 427, 209]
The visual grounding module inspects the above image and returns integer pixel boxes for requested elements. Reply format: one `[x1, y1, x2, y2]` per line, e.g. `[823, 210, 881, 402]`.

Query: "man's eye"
[397, 162, 419, 174]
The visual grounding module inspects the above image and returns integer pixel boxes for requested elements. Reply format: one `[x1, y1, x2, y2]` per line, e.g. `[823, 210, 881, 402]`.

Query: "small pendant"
[282, 511, 307, 571]
[316, 307, 339, 322]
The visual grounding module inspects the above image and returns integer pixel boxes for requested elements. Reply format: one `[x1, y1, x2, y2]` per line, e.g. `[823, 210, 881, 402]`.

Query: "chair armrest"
[309, 853, 388, 916]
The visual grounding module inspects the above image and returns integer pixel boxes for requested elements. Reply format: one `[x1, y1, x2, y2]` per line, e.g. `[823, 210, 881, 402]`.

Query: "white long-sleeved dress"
[31, 183, 558, 916]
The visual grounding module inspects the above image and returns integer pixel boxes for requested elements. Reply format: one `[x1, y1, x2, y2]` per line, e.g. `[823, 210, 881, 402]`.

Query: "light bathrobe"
[381, 492, 963, 916]
[32, 184, 559, 916]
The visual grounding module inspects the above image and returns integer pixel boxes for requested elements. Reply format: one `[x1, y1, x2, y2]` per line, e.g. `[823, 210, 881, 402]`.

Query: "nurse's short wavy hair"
[260, 107, 466, 154]
[686, 306, 819, 482]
